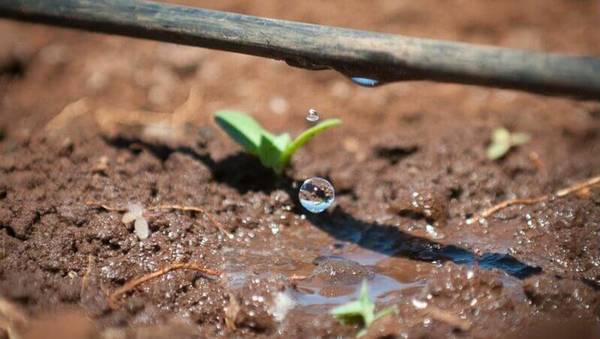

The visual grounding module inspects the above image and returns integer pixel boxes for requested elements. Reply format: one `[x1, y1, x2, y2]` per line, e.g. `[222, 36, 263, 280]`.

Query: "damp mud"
[1, 0, 600, 338]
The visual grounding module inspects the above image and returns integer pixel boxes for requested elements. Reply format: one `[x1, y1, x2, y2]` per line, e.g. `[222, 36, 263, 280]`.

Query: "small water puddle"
[310, 240, 388, 266]
[289, 253, 425, 311]
[293, 272, 423, 307]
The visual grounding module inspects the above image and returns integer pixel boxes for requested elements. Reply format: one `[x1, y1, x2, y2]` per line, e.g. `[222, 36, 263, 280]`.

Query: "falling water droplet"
[299, 177, 335, 213]
[351, 77, 379, 87]
[306, 108, 320, 122]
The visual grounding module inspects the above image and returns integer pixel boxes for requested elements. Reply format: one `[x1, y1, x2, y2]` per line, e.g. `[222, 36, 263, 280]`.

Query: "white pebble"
[121, 211, 137, 224]
[134, 218, 150, 240]
[122, 202, 144, 223]
[121, 203, 150, 240]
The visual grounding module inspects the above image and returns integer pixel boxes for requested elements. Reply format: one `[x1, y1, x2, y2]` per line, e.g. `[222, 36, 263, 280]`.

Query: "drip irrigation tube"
[0, 0, 599, 100]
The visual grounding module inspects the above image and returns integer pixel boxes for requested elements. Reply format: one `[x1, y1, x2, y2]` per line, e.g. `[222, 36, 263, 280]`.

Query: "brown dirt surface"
[1, 0, 600, 338]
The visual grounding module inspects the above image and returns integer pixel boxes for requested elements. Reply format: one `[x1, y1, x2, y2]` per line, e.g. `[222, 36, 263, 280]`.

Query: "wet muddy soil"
[1, 0, 600, 338]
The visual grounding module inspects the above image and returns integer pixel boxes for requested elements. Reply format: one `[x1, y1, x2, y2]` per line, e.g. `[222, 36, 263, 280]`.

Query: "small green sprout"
[214, 110, 341, 174]
[486, 127, 530, 160]
[330, 280, 397, 337]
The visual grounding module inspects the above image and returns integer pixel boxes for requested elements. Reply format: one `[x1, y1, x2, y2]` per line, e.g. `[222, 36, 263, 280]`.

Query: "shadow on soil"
[106, 138, 542, 279]
[305, 207, 541, 279]
[105, 136, 286, 193]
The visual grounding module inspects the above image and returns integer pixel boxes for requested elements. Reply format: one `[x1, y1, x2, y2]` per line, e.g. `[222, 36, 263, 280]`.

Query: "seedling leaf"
[330, 301, 364, 323]
[486, 141, 511, 161]
[511, 132, 531, 145]
[214, 110, 265, 155]
[330, 280, 395, 337]
[280, 118, 342, 168]
[492, 127, 511, 143]
[214, 111, 341, 174]
[273, 133, 292, 151]
[258, 134, 283, 169]
[486, 127, 530, 160]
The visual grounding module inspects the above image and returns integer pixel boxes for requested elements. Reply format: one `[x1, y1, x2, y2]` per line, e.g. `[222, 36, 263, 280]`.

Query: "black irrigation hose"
[1, 0, 599, 100]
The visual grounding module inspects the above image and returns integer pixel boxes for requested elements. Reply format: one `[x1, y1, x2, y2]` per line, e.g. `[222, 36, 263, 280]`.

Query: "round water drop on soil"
[299, 177, 335, 213]
[351, 77, 379, 87]
[306, 108, 320, 122]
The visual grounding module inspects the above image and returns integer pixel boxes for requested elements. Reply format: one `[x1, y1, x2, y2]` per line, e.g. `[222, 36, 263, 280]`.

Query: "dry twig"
[479, 175, 600, 218]
[85, 201, 232, 236]
[555, 175, 600, 197]
[80, 255, 95, 297]
[289, 274, 308, 281]
[108, 262, 220, 309]
[480, 196, 548, 218]
[149, 204, 231, 236]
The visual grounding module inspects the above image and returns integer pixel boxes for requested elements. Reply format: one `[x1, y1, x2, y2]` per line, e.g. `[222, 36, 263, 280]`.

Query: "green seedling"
[330, 280, 397, 337]
[214, 110, 341, 174]
[486, 127, 530, 160]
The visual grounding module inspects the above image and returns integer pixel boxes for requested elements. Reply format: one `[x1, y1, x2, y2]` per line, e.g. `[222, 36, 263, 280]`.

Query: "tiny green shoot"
[214, 110, 341, 174]
[486, 127, 530, 160]
[330, 280, 397, 337]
